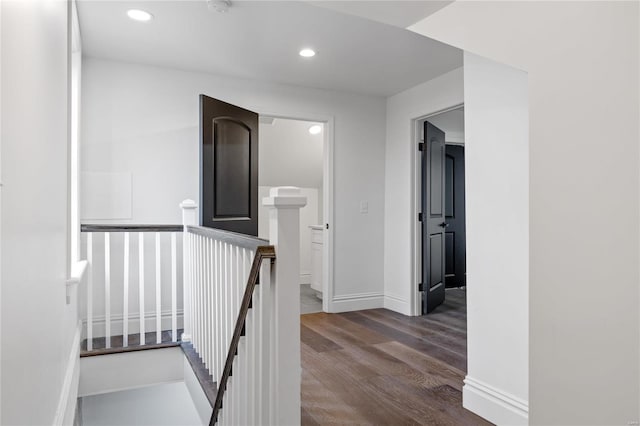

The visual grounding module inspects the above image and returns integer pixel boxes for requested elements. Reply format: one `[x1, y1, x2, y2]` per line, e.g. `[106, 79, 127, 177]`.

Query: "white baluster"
[204, 237, 211, 370]
[233, 354, 239, 426]
[228, 243, 233, 358]
[219, 240, 224, 382]
[258, 258, 272, 424]
[244, 249, 256, 426]
[226, 243, 232, 349]
[229, 245, 235, 386]
[87, 233, 94, 351]
[201, 236, 206, 360]
[139, 232, 145, 345]
[193, 235, 198, 349]
[190, 234, 195, 344]
[213, 239, 219, 380]
[230, 244, 236, 425]
[208, 237, 214, 374]
[222, 242, 228, 382]
[155, 233, 162, 344]
[171, 232, 177, 342]
[201, 236, 206, 367]
[192, 235, 198, 352]
[189, 234, 195, 345]
[217, 239, 223, 381]
[234, 245, 240, 338]
[194, 235, 200, 353]
[246, 306, 255, 426]
[239, 266, 248, 426]
[104, 232, 111, 349]
[221, 400, 227, 426]
[251, 249, 261, 423]
[180, 200, 197, 343]
[235, 245, 242, 426]
[198, 235, 204, 354]
[123, 232, 130, 347]
[201, 236, 206, 363]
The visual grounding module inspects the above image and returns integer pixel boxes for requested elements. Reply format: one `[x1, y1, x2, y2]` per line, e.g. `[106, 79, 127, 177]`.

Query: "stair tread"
[80, 329, 183, 357]
[181, 342, 217, 407]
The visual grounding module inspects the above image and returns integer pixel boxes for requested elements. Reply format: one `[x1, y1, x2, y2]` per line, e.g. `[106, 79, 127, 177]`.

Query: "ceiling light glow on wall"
[299, 48, 316, 58]
[309, 125, 322, 135]
[127, 9, 153, 22]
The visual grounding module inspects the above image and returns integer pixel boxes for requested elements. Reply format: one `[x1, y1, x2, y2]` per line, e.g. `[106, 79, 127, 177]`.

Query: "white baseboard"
[54, 321, 82, 426]
[330, 292, 384, 312]
[83, 310, 184, 339]
[299, 273, 311, 285]
[383, 294, 411, 315]
[463, 376, 528, 425]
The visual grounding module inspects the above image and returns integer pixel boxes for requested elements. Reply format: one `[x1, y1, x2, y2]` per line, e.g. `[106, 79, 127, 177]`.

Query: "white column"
[180, 199, 198, 342]
[262, 186, 306, 425]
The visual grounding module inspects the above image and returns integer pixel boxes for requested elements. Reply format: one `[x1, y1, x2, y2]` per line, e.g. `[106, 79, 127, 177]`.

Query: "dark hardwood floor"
[301, 289, 491, 425]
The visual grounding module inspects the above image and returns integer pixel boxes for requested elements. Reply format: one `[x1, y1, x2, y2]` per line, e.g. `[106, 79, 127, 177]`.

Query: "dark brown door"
[421, 121, 446, 314]
[445, 145, 466, 287]
[200, 95, 258, 236]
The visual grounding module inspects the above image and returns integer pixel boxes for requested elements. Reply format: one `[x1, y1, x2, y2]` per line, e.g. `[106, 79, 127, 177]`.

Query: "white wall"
[411, 2, 640, 424]
[81, 382, 202, 426]
[81, 57, 386, 311]
[79, 347, 184, 397]
[0, 4, 3, 421]
[1, 1, 78, 424]
[384, 67, 463, 315]
[462, 52, 529, 425]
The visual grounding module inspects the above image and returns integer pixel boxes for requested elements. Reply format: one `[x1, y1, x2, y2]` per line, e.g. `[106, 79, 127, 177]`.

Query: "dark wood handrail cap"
[81, 224, 183, 233]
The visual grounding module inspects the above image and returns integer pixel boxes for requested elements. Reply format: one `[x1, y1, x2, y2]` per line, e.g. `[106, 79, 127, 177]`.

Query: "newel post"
[263, 187, 307, 425]
[180, 199, 198, 343]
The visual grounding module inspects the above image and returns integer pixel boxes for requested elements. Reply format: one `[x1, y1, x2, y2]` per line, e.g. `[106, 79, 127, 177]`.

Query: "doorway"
[257, 116, 333, 314]
[417, 107, 466, 314]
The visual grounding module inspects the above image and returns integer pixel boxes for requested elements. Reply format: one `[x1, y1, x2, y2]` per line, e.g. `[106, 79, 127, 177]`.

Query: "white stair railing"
[181, 187, 306, 425]
[81, 225, 184, 351]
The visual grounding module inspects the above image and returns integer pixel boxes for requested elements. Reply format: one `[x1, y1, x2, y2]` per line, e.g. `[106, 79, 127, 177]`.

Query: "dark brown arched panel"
[200, 95, 258, 236]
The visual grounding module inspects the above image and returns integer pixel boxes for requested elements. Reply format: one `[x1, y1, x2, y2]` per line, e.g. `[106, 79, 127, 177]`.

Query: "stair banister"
[179, 186, 306, 425]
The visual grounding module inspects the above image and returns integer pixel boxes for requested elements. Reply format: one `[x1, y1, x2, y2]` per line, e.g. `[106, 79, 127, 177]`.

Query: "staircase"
[78, 188, 307, 425]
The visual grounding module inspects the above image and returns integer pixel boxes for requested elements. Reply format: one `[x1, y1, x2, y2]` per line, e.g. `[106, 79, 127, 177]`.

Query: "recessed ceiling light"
[299, 48, 316, 58]
[127, 9, 153, 22]
[309, 125, 322, 135]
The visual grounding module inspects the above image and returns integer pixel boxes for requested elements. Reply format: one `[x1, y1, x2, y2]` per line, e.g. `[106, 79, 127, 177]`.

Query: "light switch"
[360, 201, 369, 214]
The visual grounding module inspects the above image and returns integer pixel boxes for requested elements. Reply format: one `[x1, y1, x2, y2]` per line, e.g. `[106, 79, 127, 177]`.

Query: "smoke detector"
[207, 0, 231, 13]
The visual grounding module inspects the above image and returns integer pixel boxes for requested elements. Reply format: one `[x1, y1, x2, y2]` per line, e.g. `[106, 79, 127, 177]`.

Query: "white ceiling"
[308, 1, 454, 29]
[77, 0, 462, 97]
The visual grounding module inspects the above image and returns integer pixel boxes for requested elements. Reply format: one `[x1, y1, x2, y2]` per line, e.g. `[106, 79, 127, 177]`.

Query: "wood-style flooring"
[301, 289, 491, 426]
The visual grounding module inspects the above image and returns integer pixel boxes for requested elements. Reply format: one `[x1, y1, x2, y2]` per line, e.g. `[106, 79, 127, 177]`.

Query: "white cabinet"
[309, 225, 324, 294]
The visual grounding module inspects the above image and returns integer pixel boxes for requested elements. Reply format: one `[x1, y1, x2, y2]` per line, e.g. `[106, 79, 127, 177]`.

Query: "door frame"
[257, 110, 335, 313]
[411, 103, 464, 315]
